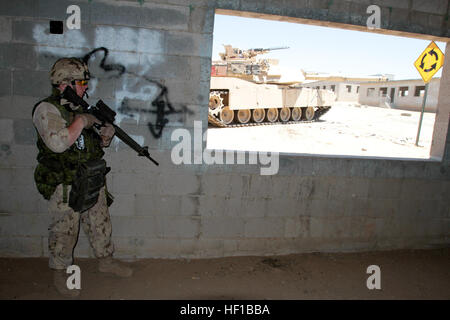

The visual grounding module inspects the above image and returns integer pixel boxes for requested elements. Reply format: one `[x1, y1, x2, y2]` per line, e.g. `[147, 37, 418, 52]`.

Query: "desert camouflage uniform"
[33, 90, 115, 270]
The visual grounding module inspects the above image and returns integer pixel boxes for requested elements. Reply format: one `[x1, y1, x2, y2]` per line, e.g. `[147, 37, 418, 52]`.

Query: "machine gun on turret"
[219, 45, 289, 61]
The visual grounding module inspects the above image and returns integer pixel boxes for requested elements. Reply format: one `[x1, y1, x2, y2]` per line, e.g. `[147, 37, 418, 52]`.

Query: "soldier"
[32, 57, 132, 297]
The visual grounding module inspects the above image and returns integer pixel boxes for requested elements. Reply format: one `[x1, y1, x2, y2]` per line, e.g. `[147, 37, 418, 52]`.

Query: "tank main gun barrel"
[249, 46, 289, 52]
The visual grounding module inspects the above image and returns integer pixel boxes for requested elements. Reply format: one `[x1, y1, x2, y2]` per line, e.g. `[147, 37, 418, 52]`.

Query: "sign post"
[413, 41, 445, 146]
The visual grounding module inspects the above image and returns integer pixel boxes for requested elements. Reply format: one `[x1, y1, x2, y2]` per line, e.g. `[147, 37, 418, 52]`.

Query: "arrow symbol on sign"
[420, 53, 427, 69]
[424, 63, 437, 72]
[429, 49, 438, 60]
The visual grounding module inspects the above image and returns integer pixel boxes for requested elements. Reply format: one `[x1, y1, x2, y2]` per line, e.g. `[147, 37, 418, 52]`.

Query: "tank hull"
[208, 77, 336, 126]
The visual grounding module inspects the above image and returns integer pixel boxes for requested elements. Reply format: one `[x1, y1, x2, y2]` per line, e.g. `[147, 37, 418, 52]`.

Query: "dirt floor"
[0, 248, 449, 300]
[207, 103, 436, 159]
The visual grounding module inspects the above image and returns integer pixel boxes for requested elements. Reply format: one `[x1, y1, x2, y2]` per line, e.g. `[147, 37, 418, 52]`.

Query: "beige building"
[300, 80, 361, 103]
[358, 78, 441, 112]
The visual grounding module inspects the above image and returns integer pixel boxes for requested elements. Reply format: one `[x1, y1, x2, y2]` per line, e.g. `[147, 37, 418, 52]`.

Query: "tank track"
[208, 106, 331, 128]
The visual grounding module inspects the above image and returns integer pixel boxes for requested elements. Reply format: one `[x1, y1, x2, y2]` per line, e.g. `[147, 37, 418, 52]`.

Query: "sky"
[212, 14, 447, 81]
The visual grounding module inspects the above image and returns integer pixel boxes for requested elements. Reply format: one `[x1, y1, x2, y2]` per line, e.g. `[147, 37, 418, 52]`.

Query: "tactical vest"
[32, 91, 105, 200]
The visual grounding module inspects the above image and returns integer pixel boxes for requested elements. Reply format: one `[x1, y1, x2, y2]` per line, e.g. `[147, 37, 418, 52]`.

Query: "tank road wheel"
[266, 108, 279, 123]
[220, 106, 234, 124]
[209, 92, 224, 117]
[304, 106, 315, 121]
[291, 107, 302, 121]
[237, 109, 251, 124]
[279, 107, 291, 122]
[252, 109, 265, 123]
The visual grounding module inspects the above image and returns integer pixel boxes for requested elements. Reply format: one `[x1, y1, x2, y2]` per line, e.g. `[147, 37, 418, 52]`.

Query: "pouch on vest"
[69, 159, 107, 212]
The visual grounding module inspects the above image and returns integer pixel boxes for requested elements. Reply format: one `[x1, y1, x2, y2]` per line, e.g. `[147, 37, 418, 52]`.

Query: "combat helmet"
[50, 57, 90, 85]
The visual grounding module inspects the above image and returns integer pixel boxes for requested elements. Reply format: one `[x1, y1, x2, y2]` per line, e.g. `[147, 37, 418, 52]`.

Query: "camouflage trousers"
[48, 184, 114, 270]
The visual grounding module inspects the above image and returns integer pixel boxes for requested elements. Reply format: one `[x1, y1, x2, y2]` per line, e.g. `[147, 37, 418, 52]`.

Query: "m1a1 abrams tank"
[208, 45, 336, 127]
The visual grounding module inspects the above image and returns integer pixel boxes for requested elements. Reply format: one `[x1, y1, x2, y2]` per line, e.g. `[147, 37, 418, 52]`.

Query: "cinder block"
[328, 177, 369, 199]
[312, 158, 348, 177]
[197, 195, 239, 217]
[282, 0, 310, 18]
[90, 1, 139, 27]
[367, 198, 401, 218]
[9, 167, 35, 188]
[13, 119, 36, 145]
[0, 17, 12, 42]
[36, 46, 85, 72]
[347, 198, 370, 217]
[237, 238, 266, 252]
[12, 70, 50, 97]
[400, 179, 443, 200]
[132, 238, 181, 258]
[135, 194, 182, 216]
[139, 3, 189, 31]
[0, 236, 42, 257]
[165, 31, 212, 58]
[108, 193, 136, 217]
[189, 6, 215, 34]
[110, 171, 159, 195]
[368, 178, 402, 199]
[215, 0, 241, 10]
[265, 197, 299, 217]
[223, 239, 238, 253]
[425, 162, 448, 180]
[296, 157, 314, 176]
[157, 173, 200, 196]
[157, 215, 200, 238]
[140, 54, 189, 80]
[299, 177, 330, 200]
[7, 43, 38, 70]
[0, 44, 10, 69]
[201, 216, 245, 238]
[137, 28, 165, 54]
[240, 0, 264, 12]
[247, 175, 273, 198]
[276, 156, 300, 176]
[0, 0, 37, 17]
[244, 217, 284, 238]
[36, 0, 88, 20]
[284, 216, 311, 238]
[412, 0, 448, 15]
[183, 104, 209, 128]
[110, 216, 162, 238]
[164, 79, 209, 106]
[410, 10, 429, 33]
[180, 195, 200, 216]
[200, 174, 229, 196]
[388, 7, 411, 29]
[0, 69, 11, 97]
[96, 26, 140, 53]
[0, 119, 14, 143]
[240, 197, 267, 218]
[0, 213, 49, 237]
[327, 0, 351, 23]
[0, 144, 38, 167]
[13, 21, 63, 47]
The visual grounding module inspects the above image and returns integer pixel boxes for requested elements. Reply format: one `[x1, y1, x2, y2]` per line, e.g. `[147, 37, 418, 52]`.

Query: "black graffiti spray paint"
[82, 47, 189, 138]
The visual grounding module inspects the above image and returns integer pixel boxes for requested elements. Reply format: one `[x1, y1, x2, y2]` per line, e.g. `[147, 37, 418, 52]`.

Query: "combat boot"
[98, 256, 133, 278]
[53, 269, 80, 298]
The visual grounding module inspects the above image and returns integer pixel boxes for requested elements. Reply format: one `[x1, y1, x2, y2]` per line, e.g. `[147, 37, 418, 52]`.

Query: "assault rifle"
[62, 86, 159, 166]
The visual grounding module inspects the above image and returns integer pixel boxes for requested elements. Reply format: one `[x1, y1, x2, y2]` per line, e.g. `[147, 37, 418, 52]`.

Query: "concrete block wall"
[0, 0, 449, 259]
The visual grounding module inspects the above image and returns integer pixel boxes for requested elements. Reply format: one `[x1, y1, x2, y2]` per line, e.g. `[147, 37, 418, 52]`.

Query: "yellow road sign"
[414, 41, 445, 83]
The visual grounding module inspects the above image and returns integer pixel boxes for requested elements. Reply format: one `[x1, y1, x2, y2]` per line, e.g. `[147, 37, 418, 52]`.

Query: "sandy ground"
[0, 249, 449, 300]
[206, 104, 436, 160]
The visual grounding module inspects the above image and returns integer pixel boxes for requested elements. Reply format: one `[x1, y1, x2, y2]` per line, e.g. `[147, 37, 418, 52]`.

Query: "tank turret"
[212, 45, 289, 83]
